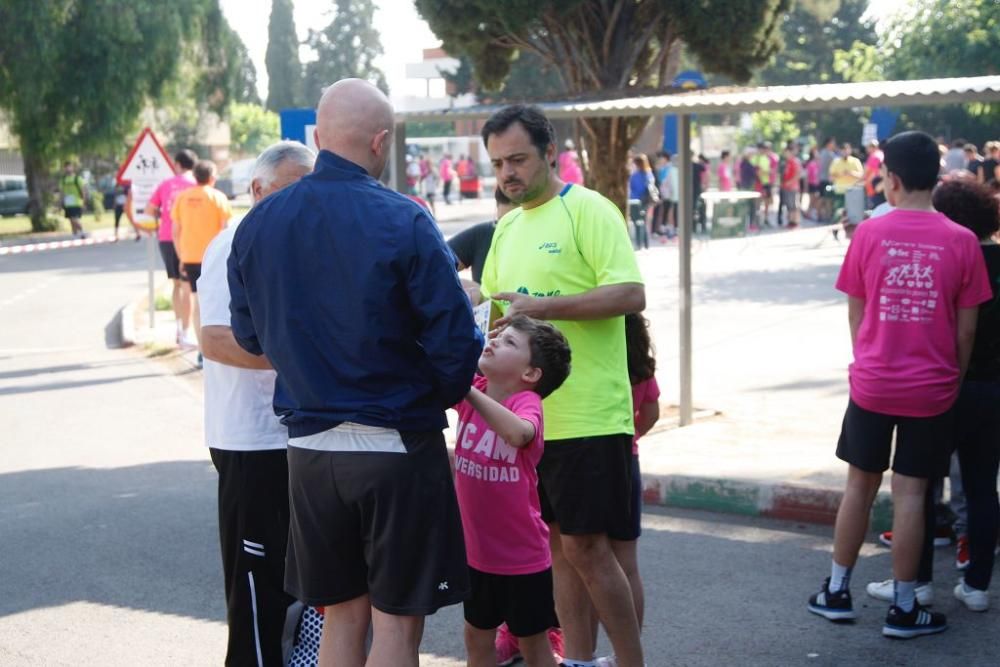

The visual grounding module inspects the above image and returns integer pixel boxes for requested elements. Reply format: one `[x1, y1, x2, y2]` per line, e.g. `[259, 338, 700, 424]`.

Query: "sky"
[221, 0, 910, 103]
[220, 0, 440, 102]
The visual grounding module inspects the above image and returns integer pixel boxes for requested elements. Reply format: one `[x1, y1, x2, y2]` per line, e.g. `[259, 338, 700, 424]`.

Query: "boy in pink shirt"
[808, 131, 992, 639]
[454, 315, 571, 667]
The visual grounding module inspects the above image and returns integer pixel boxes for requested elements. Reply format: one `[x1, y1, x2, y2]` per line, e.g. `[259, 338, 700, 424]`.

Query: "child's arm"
[956, 306, 979, 381]
[465, 387, 536, 448]
[635, 400, 660, 439]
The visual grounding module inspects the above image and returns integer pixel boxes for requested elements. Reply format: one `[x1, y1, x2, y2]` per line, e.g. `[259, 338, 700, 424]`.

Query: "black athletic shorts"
[760, 184, 773, 198]
[182, 263, 202, 292]
[835, 399, 954, 478]
[538, 433, 633, 536]
[613, 454, 642, 542]
[285, 429, 469, 615]
[63, 206, 83, 219]
[159, 241, 181, 279]
[808, 183, 822, 195]
[464, 567, 557, 638]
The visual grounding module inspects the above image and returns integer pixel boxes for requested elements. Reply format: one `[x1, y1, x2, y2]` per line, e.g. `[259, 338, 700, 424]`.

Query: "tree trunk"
[23, 150, 56, 232]
[583, 116, 651, 215]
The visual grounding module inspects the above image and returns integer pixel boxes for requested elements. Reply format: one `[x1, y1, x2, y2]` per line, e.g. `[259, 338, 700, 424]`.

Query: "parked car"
[215, 159, 256, 200]
[0, 175, 30, 216]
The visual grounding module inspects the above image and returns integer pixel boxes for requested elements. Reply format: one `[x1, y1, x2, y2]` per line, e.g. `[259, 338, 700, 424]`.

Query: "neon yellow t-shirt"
[481, 184, 643, 440]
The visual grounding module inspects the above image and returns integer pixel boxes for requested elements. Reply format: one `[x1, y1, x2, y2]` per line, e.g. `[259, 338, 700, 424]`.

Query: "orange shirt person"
[171, 160, 231, 352]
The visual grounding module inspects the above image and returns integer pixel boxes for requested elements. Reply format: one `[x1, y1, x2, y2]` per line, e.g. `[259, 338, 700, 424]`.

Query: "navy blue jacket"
[228, 150, 482, 438]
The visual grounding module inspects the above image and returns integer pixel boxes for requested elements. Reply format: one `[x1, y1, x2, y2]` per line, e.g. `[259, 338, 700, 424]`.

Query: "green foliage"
[833, 0, 1000, 144]
[228, 103, 281, 156]
[302, 0, 389, 104]
[0, 0, 249, 231]
[756, 0, 876, 86]
[414, 0, 791, 209]
[265, 0, 303, 111]
[740, 110, 801, 149]
[406, 121, 456, 138]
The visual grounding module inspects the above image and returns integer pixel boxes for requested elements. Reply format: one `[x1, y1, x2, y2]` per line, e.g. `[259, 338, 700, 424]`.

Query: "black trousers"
[211, 448, 294, 667]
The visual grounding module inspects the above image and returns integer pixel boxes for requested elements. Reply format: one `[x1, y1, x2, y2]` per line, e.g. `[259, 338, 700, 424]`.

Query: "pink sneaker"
[495, 623, 521, 666]
[547, 627, 565, 662]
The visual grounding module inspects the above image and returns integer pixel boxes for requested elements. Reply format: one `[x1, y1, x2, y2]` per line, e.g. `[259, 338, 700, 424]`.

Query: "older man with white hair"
[198, 140, 316, 666]
[228, 79, 482, 667]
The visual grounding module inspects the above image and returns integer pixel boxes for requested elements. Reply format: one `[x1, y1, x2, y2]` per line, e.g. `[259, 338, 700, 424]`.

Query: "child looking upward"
[454, 315, 571, 667]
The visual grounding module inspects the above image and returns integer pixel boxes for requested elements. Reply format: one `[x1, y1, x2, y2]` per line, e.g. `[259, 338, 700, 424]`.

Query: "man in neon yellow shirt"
[480, 105, 645, 667]
[59, 162, 89, 238]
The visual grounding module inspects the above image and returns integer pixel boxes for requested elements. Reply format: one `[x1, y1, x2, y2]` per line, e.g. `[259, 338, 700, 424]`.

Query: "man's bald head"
[314, 78, 395, 177]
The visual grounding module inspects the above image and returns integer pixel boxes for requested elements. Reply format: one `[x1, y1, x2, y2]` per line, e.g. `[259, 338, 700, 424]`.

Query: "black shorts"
[64, 206, 83, 219]
[538, 433, 633, 536]
[159, 241, 181, 279]
[464, 567, 557, 638]
[760, 184, 773, 198]
[182, 263, 202, 292]
[808, 183, 822, 195]
[285, 429, 469, 615]
[615, 454, 642, 542]
[835, 399, 954, 478]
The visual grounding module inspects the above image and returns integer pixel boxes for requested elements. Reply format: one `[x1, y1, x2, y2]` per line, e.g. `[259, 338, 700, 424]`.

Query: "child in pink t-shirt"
[808, 131, 992, 638]
[454, 315, 571, 667]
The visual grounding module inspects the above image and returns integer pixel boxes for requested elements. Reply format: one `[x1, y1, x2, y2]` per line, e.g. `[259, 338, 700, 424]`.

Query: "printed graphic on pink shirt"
[454, 377, 551, 576]
[877, 239, 942, 325]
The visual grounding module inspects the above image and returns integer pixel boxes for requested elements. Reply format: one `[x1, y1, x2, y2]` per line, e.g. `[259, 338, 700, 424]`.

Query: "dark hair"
[883, 131, 940, 192]
[481, 105, 556, 159]
[506, 314, 571, 399]
[625, 313, 656, 385]
[633, 154, 651, 172]
[721, 150, 731, 160]
[494, 186, 511, 206]
[823, 136, 835, 146]
[952, 138, 967, 149]
[193, 160, 216, 185]
[932, 179, 1000, 241]
[174, 149, 198, 170]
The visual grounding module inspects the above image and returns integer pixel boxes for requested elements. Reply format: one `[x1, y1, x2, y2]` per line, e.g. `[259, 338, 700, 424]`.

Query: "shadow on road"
[695, 264, 842, 306]
[0, 461, 224, 624]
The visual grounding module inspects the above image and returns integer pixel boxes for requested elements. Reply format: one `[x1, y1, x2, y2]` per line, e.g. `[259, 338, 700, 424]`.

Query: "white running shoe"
[953, 580, 989, 612]
[865, 579, 934, 606]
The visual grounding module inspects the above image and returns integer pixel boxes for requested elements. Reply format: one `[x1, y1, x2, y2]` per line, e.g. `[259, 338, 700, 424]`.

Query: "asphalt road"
[2, 239, 998, 666]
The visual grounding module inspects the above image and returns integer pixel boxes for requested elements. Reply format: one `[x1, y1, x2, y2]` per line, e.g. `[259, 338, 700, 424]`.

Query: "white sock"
[830, 561, 852, 592]
[894, 580, 916, 612]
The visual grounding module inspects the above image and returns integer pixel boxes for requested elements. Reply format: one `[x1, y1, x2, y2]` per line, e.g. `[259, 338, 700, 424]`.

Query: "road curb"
[639, 472, 893, 531]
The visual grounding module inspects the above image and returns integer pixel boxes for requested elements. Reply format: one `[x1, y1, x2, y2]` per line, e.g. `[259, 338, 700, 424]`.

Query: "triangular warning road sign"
[116, 128, 175, 185]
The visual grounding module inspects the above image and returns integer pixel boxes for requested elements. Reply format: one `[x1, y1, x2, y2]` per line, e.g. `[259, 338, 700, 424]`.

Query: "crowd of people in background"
[623, 134, 1000, 247]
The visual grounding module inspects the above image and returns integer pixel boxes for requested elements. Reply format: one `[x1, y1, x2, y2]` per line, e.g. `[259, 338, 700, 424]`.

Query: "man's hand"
[491, 292, 548, 328]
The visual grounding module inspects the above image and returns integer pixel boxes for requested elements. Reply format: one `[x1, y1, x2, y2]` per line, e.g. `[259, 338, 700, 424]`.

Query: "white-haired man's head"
[251, 141, 316, 204]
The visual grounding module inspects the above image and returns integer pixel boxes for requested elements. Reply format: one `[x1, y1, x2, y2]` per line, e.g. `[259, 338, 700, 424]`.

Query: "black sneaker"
[882, 603, 947, 639]
[808, 577, 857, 621]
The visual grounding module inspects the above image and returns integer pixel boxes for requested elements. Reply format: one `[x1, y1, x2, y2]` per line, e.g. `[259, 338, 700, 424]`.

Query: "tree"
[834, 0, 1000, 145]
[754, 0, 877, 147]
[302, 0, 388, 104]
[228, 103, 281, 156]
[265, 0, 303, 111]
[415, 0, 791, 210]
[0, 1, 241, 231]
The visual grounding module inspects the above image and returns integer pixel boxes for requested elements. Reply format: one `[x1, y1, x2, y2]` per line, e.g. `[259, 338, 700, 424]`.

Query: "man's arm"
[492, 282, 645, 327]
[201, 326, 273, 370]
[464, 387, 535, 448]
[847, 296, 865, 347]
[227, 233, 264, 356]
[956, 306, 979, 380]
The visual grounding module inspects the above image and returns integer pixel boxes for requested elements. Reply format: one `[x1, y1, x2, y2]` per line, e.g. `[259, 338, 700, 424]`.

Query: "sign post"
[116, 128, 176, 330]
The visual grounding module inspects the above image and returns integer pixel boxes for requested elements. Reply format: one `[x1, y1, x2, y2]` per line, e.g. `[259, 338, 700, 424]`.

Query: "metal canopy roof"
[396, 75, 1000, 123]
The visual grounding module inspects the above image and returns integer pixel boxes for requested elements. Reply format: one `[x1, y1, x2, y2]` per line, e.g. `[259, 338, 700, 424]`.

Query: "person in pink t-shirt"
[716, 150, 734, 192]
[146, 149, 198, 345]
[808, 131, 993, 639]
[454, 315, 571, 667]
